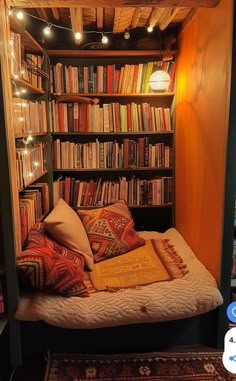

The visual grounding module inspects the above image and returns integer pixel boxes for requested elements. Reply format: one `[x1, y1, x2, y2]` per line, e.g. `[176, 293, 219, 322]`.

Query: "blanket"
[89, 238, 188, 291]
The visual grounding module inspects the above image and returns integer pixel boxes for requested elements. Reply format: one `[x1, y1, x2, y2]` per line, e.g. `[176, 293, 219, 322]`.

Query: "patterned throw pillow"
[43, 198, 94, 271]
[17, 223, 88, 296]
[77, 200, 145, 263]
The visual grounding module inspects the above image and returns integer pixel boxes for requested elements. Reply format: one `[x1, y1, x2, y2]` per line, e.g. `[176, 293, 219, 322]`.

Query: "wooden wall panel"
[175, 0, 233, 282]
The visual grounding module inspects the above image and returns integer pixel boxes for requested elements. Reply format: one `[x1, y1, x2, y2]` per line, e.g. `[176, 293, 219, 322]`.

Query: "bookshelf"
[48, 50, 176, 231]
[10, 19, 52, 248]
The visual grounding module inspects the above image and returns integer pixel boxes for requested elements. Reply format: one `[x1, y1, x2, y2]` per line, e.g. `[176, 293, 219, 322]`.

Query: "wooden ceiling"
[9, 0, 220, 49]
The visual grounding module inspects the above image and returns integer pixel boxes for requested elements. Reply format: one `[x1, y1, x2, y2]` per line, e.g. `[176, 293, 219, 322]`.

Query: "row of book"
[52, 138, 173, 169]
[50, 60, 176, 95]
[13, 98, 47, 135]
[49, 101, 172, 133]
[20, 183, 49, 245]
[10, 31, 43, 89]
[53, 176, 173, 208]
[16, 143, 47, 190]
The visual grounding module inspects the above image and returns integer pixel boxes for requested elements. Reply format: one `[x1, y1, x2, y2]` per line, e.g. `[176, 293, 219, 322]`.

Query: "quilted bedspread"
[15, 228, 223, 329]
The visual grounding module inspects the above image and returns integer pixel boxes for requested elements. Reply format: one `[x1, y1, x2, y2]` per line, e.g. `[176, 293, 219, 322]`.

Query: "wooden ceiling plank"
[159, 7, 180, 30]
[113, 8, 122, 33]
[70, 8, 83, 45]
[131, 7, 143, 28]
[149, 7, 165, 27]
[96, 7, 103, 30]
[113, 7, 134, 33]
[51, 8, 60, 21]
[10, 0, 221, 9]
[36, 8, 49, 21]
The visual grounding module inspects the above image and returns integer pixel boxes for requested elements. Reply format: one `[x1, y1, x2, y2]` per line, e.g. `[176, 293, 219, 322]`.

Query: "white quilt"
[15, 228, 223, 329]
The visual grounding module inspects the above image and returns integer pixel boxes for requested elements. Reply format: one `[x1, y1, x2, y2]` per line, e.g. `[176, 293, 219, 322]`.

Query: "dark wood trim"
[11, 1, 220, 8]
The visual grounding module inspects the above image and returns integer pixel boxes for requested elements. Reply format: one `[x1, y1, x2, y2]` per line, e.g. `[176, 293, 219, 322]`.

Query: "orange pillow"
[77, 200, 145, 263]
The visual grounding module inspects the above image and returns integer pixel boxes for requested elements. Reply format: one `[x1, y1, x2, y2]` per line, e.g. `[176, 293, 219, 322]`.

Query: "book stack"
[49, 101, 172, 133]
[50, 60, 176, 95]
[52, 138, 172, 170]
[52, 176, 173, 208]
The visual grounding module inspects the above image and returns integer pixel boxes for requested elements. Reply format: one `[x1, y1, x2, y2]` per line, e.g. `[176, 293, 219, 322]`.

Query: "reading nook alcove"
[0, 0, 235, 370]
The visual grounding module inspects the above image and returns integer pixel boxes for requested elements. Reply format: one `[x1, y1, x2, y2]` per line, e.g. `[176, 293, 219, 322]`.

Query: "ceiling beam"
[35, 8, 49, 21]
[96, 7, 103, 30]
[70, 8, 83, 45]
[131, 7, 143, 28]
[148, 7, 165, 28]
[51, 8, 60, 21]
[158, 7, 180, 30]
[10, 0, 220, 8]
[113, 7, 134, 33]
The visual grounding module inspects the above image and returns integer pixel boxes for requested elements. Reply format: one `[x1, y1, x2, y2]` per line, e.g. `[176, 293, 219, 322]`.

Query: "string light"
[74, 31, 82, 41]
[43, 23, 52, 36]
[147, 26, 154, 33]
[16, 10, 24, 21]
[8, 8, 160, 44]
[124, 31, 130, 40]
[101, 34, 109, 44]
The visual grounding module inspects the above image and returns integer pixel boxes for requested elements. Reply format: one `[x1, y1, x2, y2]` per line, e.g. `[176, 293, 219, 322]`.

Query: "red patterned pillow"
[17, 223, 88, 296]
[77, 200, 145, 263]
[17, 247, 88, 296]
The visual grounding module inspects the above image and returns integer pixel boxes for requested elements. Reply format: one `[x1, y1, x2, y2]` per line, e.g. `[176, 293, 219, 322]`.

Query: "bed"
[14, 200, 224, 356]
[15, 227, 222, 328]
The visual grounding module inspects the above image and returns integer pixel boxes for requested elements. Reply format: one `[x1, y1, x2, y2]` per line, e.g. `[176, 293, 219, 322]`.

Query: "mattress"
[15, 228, 223, 329]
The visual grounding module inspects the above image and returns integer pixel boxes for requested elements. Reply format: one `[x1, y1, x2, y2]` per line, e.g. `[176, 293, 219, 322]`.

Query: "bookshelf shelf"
[12, 76, 44, 94]
[18, 170, 48, 191]
[53, 168, 173, 172]
[10, 17, 43, 53]
[15, 132, 47, 139]
[48, 49, 177, 58]
[53, 92, 175, 100]
[51, 131, 174, 137]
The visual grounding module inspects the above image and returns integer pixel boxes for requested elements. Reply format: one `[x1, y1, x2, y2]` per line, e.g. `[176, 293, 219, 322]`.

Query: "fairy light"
[147, 26, 153, 33]
[43, 23, 52, 36]
[124, 31, 130, 40]
[16, 10, 24, 20]
[74, 31, 82, 41]
[101, 34, 109, 44]
[9, 9, 154, 44]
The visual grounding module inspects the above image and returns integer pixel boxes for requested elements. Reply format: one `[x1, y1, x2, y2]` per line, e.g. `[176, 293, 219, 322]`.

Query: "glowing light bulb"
[16, 10, 24, 21]
[34, 162, 39, 167]
[101, 34, 108, 44]
[27, 135, 33, 141]
[74, 31, 82, 40]
[43, 24, 52, 36]
[23, 149, 29, 155]
[147, 26, 153, 33]
[124, 31, 130, 40]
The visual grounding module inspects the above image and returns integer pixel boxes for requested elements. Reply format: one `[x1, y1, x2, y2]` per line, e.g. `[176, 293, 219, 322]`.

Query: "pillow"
[44, 198, 94, 270]
[77, 200, 145, 263]
[17, 245, 88, 297]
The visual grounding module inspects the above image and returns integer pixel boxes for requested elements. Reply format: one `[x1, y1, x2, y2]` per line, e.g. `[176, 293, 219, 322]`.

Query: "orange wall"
[175, 0, 233, 282]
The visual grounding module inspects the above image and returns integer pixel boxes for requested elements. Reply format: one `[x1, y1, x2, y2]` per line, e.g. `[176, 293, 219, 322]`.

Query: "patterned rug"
[44, 351, 235, 381]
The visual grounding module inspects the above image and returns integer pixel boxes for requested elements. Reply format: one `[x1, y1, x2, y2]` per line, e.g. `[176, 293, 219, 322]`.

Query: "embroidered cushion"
[43, 198, 94, 270]
[77, 200, 145, 263]
[17, 223, 88, 296]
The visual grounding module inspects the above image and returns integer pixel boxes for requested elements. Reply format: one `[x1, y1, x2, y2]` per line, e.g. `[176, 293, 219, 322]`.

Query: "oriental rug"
[44, 351, 235, 381]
